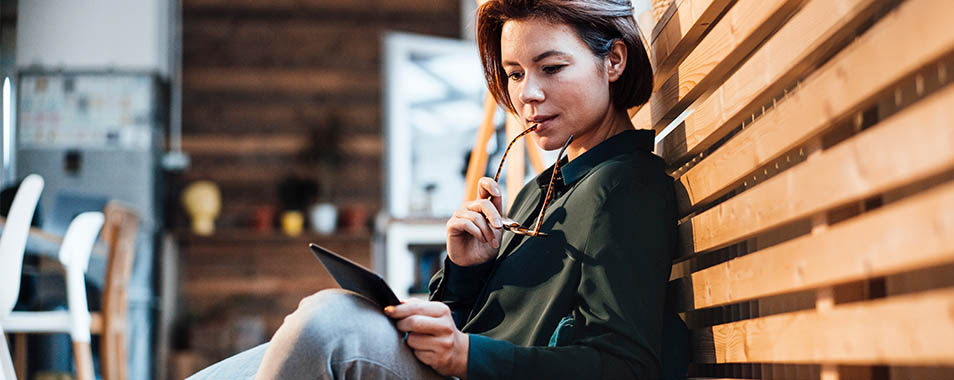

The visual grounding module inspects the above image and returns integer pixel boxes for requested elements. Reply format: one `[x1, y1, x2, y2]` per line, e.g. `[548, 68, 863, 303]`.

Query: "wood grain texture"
[661, 0, 949, 166]
[674, 0, 954, 214]
[649, 0, 803, 127]
[650, 0, 733, 84]
[695, 287, 954, 364]
[682, 80, 954, 256]
[681, 179, 954, 311]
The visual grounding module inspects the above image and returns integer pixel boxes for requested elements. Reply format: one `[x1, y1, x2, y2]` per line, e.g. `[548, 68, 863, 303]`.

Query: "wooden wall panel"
[174, 0, 460, 370]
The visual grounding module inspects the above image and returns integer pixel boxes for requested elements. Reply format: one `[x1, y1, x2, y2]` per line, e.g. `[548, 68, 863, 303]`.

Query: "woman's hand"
[385, 299, 469, 378]
[446, 177, 514, 266]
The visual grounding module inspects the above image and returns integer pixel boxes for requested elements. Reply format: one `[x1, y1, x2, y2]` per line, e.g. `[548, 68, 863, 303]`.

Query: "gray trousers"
[187, 289, 449, 380]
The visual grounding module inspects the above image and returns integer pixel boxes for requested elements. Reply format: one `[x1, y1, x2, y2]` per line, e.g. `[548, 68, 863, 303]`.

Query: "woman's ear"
[606, 40, 628, 82]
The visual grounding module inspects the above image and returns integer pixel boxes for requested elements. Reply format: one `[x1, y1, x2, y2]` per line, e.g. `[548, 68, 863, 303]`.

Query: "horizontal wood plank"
[182, 134, 381, 156]
[674, 0, 954, 214]
[184, 0, 456, 15]
[661, 0, 951, 166]
[682, 80, 954, 256]
[649, 0, 802, 127]
[682, 179, 954, 311]
[184, 68, 378, 96]
[695, 287, 954, 364]
[650, 0, 732, 82]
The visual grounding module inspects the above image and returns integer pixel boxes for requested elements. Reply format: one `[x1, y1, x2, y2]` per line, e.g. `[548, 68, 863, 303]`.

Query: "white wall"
[16, 0, 170, 77]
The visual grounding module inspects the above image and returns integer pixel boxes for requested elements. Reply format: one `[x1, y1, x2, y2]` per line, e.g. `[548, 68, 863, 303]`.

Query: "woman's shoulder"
[579, 150, 671, 196]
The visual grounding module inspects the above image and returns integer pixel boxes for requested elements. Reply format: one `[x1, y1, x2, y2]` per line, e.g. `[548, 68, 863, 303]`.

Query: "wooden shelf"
[171, 228, 371, 244]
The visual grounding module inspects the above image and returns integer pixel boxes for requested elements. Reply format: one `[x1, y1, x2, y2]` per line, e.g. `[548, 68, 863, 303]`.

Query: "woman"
[189, 0, 685, 379]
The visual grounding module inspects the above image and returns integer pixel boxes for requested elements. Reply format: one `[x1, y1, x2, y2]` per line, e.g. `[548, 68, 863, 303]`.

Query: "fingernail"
[494, 187, 501, 196]
[494, 218, 502, 228]
[384, 306, 394, 313]
[492, 238, 499, 248]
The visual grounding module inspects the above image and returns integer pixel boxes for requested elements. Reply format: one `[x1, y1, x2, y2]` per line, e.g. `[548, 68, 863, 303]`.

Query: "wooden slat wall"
[174, 0, 460, 370]
[646, 0, 954, 378]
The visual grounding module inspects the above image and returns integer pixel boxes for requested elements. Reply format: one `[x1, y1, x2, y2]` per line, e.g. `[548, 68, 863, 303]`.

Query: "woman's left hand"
[384, 299, 469, 378]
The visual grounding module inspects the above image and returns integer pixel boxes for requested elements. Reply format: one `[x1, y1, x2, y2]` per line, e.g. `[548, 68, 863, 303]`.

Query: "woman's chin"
[536, 137, 566, 151]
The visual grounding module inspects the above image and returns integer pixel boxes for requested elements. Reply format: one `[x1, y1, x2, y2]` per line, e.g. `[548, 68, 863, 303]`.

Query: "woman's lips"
[528, 115, 557, 132]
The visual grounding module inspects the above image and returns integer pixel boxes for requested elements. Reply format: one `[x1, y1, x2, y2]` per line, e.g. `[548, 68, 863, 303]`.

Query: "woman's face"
[500, 18, 616, 151]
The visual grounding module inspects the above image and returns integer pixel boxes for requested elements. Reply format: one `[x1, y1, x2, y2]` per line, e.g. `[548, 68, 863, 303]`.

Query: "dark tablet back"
[309, 243, 401, 308]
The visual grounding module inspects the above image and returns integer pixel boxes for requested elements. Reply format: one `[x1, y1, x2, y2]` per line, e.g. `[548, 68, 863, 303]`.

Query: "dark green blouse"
[430, 129, 687, 379]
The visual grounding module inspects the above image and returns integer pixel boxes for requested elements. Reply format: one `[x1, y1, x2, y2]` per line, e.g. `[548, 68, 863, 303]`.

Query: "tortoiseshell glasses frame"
[491, 124, 574, 238]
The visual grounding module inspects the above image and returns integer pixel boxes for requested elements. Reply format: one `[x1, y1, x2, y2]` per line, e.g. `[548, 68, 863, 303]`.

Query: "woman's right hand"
[446, 177, 514, 267]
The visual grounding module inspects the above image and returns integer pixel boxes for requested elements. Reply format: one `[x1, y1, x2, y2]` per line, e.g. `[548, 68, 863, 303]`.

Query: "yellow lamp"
[181, 180, 221, 236]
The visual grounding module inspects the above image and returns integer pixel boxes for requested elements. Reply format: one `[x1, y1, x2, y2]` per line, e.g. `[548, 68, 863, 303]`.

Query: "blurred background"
[0, 1, 657, 379]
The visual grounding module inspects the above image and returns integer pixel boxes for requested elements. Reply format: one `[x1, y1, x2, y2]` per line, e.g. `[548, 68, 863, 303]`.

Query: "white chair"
[1, 211, 104, 380]
[0, 174, 44, 380]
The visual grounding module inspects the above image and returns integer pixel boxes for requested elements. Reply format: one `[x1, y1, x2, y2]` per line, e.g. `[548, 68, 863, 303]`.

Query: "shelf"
[170, 228, 372, 244]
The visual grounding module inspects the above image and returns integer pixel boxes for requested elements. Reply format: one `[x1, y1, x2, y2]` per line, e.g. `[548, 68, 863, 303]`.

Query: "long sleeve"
[466, 177, 676, 379]
[429, 257, 495, 328]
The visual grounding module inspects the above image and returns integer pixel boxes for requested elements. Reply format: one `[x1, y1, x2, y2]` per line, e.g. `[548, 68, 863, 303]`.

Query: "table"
[0, 217, 109, 288]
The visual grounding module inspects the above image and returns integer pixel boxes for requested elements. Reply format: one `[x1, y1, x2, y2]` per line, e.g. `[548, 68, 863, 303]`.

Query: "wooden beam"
[649, 0, 803, 127]
[181, 134, 381, 156]
[650, 0, 733, 78]
[695, 287, 954, 364]
[681, 179, 954, 311]
[674, 0, 954, 215]
[184, 68, 378, 95]
[504, 113, 525, 212]
[681, 80, 954, 256]
[463, 94, 499, 202]
[661, 0, 948, 166]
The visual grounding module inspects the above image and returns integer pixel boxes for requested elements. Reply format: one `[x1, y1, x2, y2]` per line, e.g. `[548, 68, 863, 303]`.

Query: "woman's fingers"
[452, 209, 497, 247]
[477, 177, 504, 210]
[446, 216, 485, 242]
[386, 299, 450, 319]
[465, 199, 503, 229]
[394, 315, 454, 336]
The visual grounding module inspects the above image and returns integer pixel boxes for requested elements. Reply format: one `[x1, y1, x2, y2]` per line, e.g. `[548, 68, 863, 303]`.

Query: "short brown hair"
[476, 0, 653, 114]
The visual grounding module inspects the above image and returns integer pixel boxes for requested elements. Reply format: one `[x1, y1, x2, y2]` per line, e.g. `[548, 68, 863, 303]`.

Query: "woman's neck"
[566, 108, 632, 161]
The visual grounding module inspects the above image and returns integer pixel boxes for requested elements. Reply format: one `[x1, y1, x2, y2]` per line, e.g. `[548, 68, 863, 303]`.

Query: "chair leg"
[101, 323, 127, 380]
[13, 334, 25, 380]
[1, 331, 17, 380]
[73, 342, 94, 380]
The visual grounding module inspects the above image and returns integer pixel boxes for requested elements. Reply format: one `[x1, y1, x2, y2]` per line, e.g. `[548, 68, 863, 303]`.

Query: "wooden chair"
[3, 212, 104, 380]
[90, 201, 140, 380]
[640, 0, 954, 378]
[4, 201, 139, 380]
[0, 175, 44, 380]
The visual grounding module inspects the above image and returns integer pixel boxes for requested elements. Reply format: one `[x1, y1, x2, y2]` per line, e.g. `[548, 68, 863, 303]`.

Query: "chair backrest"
[99, 201, 141, 326]
[58, 211, 106, 273]
[0, 174, 44, 316]
[59, 211, 105, 344]
[639, 0, 954, 377]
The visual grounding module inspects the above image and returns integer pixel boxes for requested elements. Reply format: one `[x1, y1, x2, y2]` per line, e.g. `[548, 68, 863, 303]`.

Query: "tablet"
[309, 243, 401, 308]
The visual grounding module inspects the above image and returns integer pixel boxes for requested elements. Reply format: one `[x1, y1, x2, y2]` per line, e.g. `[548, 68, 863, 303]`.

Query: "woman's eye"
[542, 65, 565, 74]
[507, 72, 524, 81]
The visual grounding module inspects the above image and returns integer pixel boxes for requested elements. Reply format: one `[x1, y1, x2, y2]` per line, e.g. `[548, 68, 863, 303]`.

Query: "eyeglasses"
[492, 124, 574, 237]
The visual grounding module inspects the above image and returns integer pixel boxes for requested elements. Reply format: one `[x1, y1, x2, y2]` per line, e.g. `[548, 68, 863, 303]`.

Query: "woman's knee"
[280, 289, 391, 342]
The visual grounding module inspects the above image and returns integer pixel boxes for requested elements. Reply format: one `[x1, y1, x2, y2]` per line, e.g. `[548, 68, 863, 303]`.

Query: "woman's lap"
[187, 289, 448, 380]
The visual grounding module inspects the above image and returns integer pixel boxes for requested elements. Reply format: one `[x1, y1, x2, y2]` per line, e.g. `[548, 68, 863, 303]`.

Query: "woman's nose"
[518, 77, 545, 104]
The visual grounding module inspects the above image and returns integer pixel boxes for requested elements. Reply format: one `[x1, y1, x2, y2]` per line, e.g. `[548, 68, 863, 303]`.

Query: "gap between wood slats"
[657, 0, 921, 168]
[691, 287, 954, 365]
[649, 0, 804, 128]
[674, 0, 951, 217]
[668, 172, 954, 311]
[650, 0, 733, 78]
[679, 74, 954, 256]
